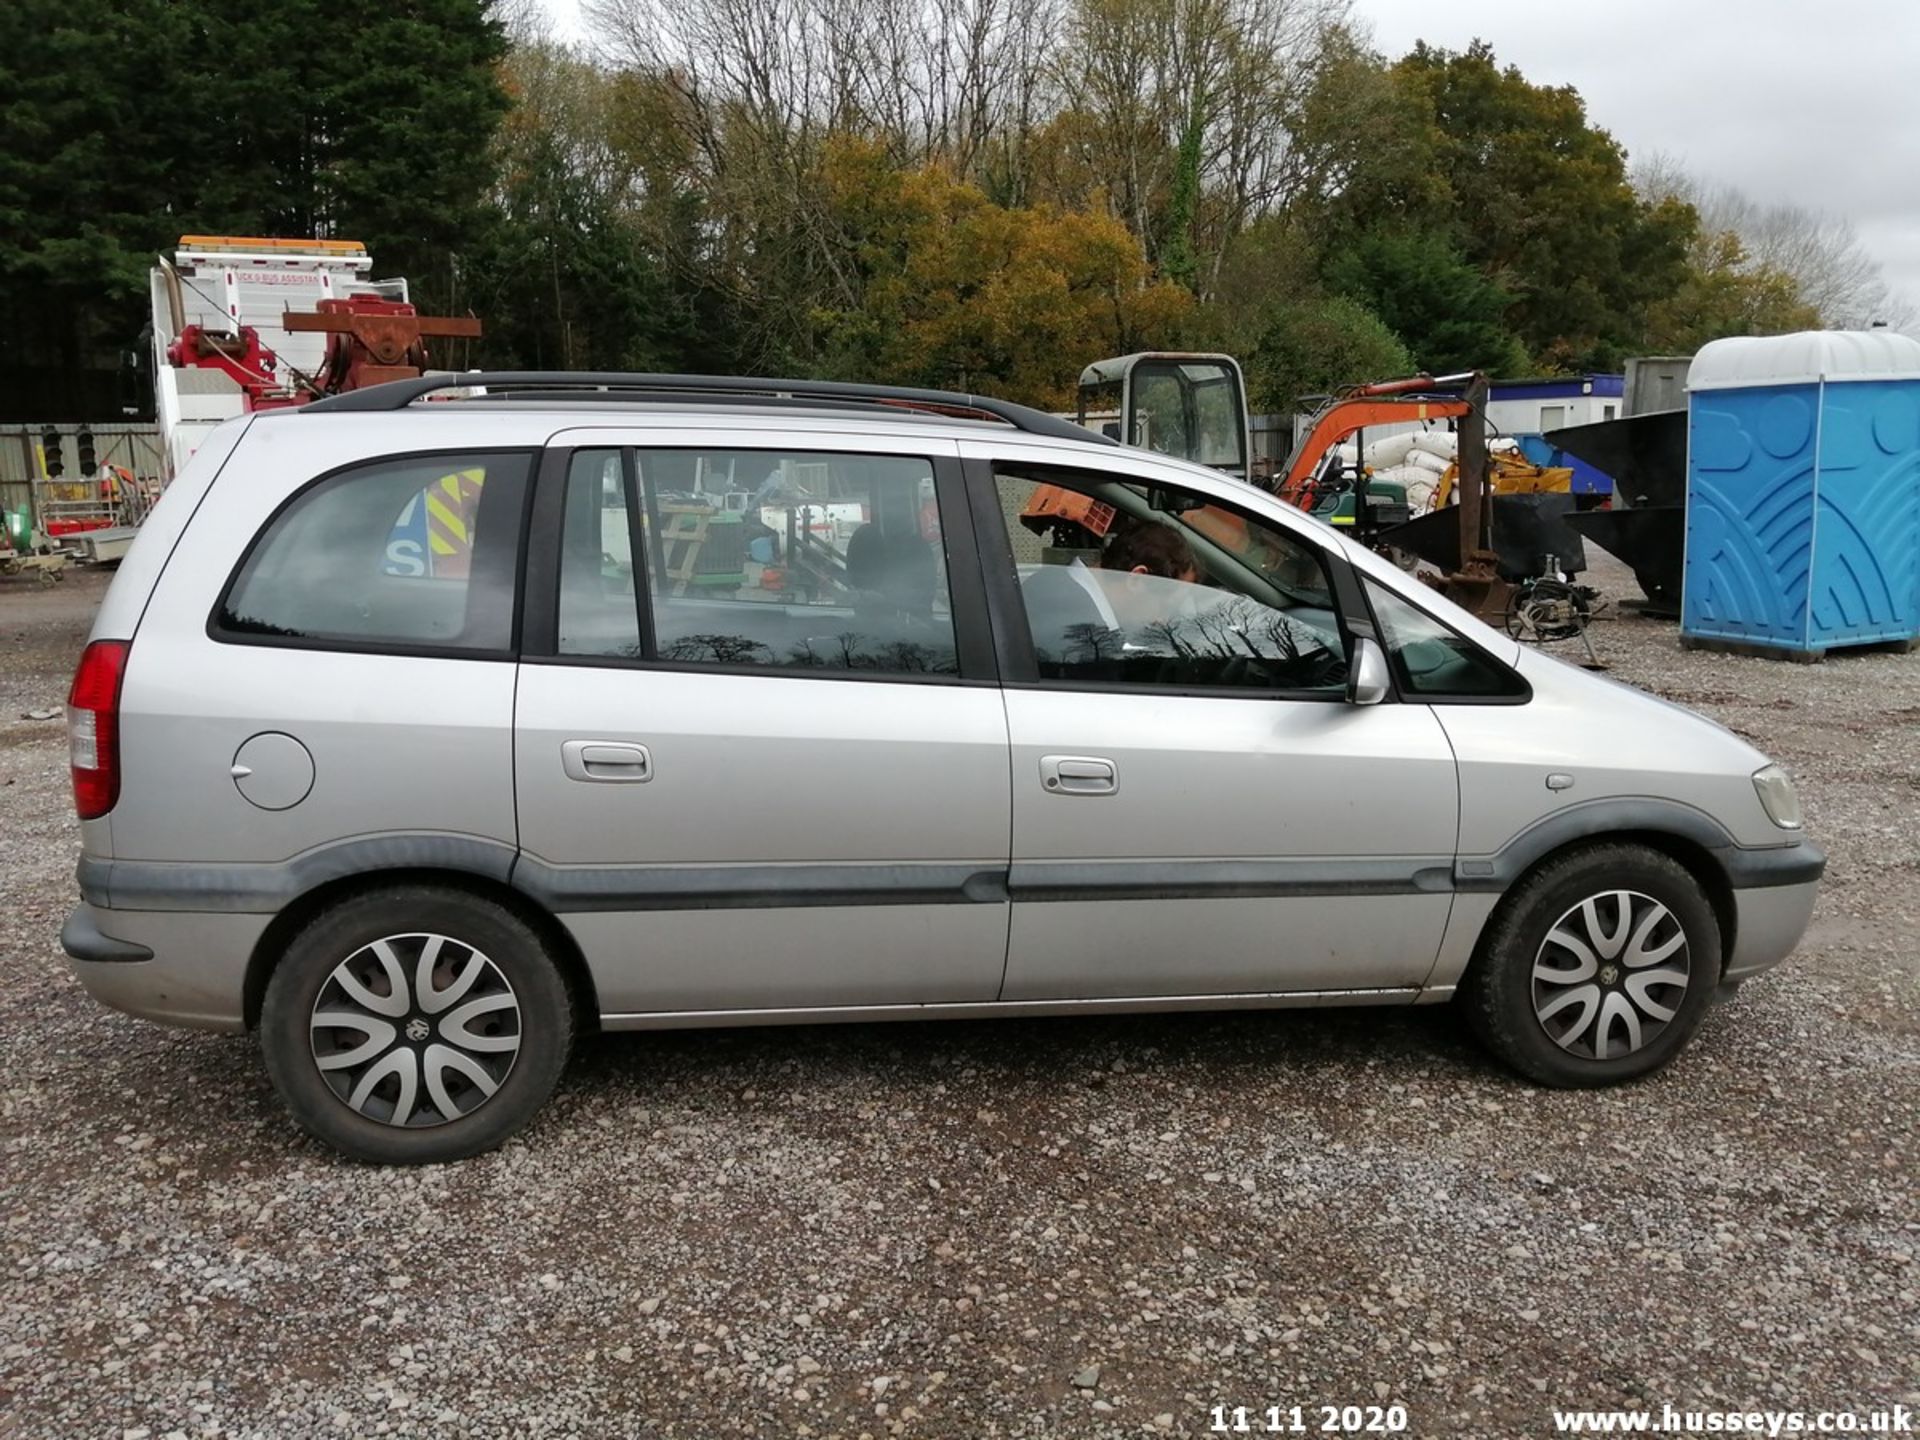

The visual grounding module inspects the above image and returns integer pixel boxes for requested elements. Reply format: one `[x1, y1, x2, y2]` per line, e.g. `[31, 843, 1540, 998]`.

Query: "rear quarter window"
[214, 451, 533, 655]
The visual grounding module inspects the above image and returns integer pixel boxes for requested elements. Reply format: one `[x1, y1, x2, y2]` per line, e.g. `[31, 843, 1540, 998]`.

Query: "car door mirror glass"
[1347, 636, 1390, 705]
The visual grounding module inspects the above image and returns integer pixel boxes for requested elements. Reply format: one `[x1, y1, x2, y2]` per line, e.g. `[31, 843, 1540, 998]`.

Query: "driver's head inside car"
[1102, 518, 1198, 584]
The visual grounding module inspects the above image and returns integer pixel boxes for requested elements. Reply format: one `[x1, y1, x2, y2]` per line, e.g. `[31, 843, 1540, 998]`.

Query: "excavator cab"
[1076, 353, 1251, 484]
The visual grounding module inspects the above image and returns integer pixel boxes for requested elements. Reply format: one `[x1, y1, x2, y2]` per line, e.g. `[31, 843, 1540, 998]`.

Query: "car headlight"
[1752, 764, 1803, 830]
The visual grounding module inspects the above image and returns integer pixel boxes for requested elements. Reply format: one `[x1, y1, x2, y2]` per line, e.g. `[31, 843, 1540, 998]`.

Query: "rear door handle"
[1039, 754, 1117, 796]
[561, 740, 653, 783]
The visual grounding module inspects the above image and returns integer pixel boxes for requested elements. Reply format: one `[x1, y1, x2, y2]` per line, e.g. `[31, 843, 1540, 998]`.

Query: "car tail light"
[68, 640, 129, 820]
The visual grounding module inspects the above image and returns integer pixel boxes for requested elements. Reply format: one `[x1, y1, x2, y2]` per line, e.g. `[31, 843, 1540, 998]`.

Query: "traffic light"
[76, 428, 97, 475]
[40, 427, 63, 479]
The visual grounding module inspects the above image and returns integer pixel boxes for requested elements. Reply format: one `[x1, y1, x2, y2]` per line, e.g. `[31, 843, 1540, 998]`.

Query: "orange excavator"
[1274, 372, 1479, 510]
[1026, 362, 1484, 561]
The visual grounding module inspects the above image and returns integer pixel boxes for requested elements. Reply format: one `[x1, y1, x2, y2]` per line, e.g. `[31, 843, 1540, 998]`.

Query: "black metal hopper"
[1379, 493, 1589, 579]
[1546, 409, 1686, 507]
[1546, 409, 1688, 612]
[1564, 506, 1686, 613]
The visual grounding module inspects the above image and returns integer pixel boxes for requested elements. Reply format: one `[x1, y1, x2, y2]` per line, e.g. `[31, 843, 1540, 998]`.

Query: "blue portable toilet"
[1683, 330, 1920, 656]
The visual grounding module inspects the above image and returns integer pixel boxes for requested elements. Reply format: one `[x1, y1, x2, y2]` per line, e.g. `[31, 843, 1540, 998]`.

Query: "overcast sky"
[1353, 0, 1920, 320]
[539, 0, 1919, 320]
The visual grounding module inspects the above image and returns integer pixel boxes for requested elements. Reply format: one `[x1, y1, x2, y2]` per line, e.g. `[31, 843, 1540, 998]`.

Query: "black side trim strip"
[79, 834, 518, 913]
[516, 857, 1454, 912]
[61, 905, 154, 963]
[512, 858, 1009, 912]
[80, 846, 1466, 915]
[1010, 858, 1455, 902]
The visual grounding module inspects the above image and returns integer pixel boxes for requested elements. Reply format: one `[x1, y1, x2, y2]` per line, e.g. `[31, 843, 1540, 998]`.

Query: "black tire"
[1460, 844, 1721, 1087]
[260, 885, 573, 1164]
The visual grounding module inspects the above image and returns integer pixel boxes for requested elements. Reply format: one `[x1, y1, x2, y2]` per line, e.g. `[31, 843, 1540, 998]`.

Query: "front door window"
[997, 473, 1348, 693]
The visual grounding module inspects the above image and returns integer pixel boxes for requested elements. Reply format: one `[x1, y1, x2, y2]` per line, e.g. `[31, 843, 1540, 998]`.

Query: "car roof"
[256, 389, 1296, 528]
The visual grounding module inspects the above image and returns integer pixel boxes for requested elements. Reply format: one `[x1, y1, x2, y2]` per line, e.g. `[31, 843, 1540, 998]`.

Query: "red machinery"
[283, 298, 483, 394]
[164, 324, 303, 411]
[151, 237, 483, 477]
[165, 296, 482, 409]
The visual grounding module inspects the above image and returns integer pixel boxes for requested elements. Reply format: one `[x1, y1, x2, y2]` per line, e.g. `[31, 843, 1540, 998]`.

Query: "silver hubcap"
[1532, 891, 1691, 1061]
[310, 933, 521, 1128]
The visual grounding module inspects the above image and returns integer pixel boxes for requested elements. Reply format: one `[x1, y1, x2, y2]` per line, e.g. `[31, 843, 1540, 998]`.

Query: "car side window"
[1365, 579, 1525, 698]
[557, 449, 641, 657]
[995, 471, 1348, 693]
[217, 451, 531, 653]
[634, 449, 958, 676]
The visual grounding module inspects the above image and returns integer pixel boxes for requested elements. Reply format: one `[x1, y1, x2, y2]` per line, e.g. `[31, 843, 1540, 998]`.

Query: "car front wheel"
[1461, 844, 1722, 1087]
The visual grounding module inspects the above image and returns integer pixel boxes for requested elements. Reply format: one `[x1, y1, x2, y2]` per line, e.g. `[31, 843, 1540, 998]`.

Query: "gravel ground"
[2, 558, 1916, 1439]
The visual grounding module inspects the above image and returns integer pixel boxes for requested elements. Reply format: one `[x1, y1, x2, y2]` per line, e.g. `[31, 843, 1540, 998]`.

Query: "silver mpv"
[61, 373, 1824, 1164]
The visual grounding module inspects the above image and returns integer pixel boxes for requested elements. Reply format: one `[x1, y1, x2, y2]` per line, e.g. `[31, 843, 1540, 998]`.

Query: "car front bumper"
[1723, 875, 1822, 982]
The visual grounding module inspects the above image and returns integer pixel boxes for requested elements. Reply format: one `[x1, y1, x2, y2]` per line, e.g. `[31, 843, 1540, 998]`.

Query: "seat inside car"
[845, 521, 934, 614]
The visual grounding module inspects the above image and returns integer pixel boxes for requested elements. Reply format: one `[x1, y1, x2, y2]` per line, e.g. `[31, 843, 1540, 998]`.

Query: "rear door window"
[216, 451, 532, 653]
[556, 449, 641, 657]
[632, 448, 959, 676]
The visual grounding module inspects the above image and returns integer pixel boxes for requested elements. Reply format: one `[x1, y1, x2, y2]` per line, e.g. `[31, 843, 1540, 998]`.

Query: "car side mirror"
[1347, 636, 1390, 705]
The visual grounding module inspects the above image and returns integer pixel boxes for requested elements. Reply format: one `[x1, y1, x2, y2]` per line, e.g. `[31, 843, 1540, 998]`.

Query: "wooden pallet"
[657, 505, 712, 596]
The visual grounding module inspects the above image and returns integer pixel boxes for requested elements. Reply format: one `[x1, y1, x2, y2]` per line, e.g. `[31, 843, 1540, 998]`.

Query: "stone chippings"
[2, 559, 1915, 1437]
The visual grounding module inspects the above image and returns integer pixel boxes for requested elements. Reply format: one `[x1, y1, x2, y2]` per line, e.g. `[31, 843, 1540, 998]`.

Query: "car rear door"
[512, 426, 1012, 1019]
[965, 441, 1461, 1002]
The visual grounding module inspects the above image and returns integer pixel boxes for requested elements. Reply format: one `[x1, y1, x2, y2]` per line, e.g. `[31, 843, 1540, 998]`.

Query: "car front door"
[968, 444, 1460, 1002]
[513, 429, 1011, 1019]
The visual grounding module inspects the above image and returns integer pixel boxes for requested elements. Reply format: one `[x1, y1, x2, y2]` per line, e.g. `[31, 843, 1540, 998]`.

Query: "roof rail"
[299, 371, 1113, 445]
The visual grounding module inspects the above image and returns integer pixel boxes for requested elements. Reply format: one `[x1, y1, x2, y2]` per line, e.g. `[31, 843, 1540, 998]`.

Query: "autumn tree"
[16, 0, 1882, 426]
[461, 42, 718, 372]
[812, 140, 1191, 405]
[1046, 0, 1347, 294]
[1640, 231, 1820, 353]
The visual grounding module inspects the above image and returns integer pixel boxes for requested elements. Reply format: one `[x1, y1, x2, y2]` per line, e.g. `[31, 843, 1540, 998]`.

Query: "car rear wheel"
[261, 886, 573, 1163]
[1460, 844, 1721, 1087]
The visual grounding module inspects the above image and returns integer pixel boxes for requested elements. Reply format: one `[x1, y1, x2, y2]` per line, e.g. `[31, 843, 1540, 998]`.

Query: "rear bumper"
[60, 902, 266, 1033]
[61, 904, 154, 962]
[1723, 878, 1820, 982]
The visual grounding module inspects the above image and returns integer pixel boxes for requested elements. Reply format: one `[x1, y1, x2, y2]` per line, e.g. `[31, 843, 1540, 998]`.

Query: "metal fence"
[1, 424, 166, 533]
[0, 424, 164, 485]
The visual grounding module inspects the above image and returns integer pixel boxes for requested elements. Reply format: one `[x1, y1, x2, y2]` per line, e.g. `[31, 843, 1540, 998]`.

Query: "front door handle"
[1040, 754, 1117, 796]
[561, 740, 653, 783]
